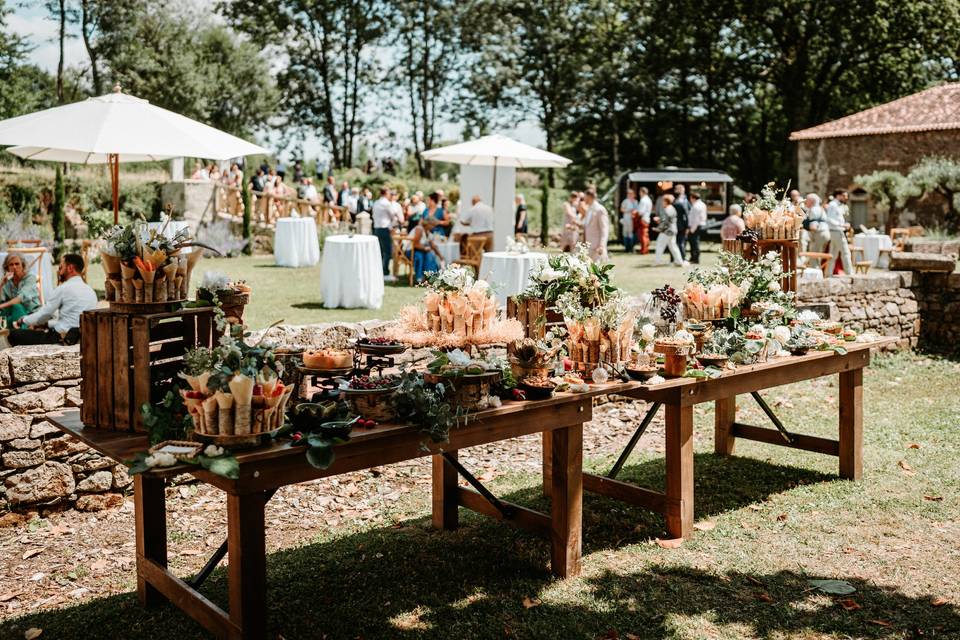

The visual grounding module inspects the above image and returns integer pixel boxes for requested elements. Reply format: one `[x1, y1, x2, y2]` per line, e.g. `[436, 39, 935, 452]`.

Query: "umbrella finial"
[112, 83, 122, 93]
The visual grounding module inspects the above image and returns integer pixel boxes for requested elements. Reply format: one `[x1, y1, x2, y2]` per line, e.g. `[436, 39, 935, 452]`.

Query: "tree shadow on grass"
[290, 301, 327, 310]
[4, 455, 948, 640]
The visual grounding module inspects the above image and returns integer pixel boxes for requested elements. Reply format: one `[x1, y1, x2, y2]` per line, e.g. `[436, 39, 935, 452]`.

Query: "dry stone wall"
[0, 345, 129, 521]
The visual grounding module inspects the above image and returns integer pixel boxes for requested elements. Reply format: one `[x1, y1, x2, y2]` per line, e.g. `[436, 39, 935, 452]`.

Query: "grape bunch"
[652, 285, 681, 323]
[348, 375, 399, 390]
[737, 229, 760, 243]
[359, 336, 398, 346]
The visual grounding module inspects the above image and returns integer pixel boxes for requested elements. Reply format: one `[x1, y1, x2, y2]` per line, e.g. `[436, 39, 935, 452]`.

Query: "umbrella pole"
[109, 153, 120, 224]
[491, 156, 497, 235]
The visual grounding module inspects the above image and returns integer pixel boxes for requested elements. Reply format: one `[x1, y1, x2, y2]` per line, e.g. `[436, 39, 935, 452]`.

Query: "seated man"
[458, 194, 494, 253]
[9, 254, 97, 346]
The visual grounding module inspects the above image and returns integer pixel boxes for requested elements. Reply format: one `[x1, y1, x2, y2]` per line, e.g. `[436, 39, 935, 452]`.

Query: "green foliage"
[140, 390, 193, 446]
[907, 156, 960, 231]
[854, 170, 918, 227]
[391, 371, 458, 444]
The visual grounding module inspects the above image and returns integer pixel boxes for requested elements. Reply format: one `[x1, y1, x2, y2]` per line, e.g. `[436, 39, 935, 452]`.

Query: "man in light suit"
[582, 187, 609, 263]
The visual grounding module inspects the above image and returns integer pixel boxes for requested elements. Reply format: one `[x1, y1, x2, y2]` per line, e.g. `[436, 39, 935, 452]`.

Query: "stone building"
[789, 82, 960, 229]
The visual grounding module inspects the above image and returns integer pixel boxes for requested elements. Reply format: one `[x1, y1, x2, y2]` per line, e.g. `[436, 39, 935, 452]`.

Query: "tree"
[52, 165, 65, 248]
[392, 0, 461, 177]
[854, 170, 917, 232]
[907, 156, 960, 232]
[225, 0, 384, 168]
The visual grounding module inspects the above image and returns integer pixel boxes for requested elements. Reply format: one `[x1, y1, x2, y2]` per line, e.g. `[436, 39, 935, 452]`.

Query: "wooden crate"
[80, 307, 217, 432]
[506, 297, 563, 341]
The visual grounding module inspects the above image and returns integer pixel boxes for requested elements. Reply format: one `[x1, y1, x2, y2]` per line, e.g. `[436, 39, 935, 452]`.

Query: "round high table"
[853, 233, 893, 267]
[320, 235, 384, 309]
[274, 217, 320, 267]
[479, 251, 548, 305]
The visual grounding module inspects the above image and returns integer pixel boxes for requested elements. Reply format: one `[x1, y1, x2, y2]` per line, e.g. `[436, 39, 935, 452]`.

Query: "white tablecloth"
[438, 241, 460, 265]
[479, 251, 548, 305]
[853, 233, 893, 267]
[0, 250, 55, 302]
[274, 217, 320, 267]
[320, 235, 384, 309]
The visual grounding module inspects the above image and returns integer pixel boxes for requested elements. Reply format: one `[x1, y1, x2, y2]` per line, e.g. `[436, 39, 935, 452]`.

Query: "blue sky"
[8, 4, 543, 162]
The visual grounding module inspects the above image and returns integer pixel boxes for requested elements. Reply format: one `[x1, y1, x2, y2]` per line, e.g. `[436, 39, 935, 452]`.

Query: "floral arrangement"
[681, 281, 742, 321]
[743, 182, 804, 240]
[555, 289, 636, 368]
[520, 245, 617, 307]
[687, 251, 794, 315]
[100, 218, 204, 304]
[386, 265, 522, 348]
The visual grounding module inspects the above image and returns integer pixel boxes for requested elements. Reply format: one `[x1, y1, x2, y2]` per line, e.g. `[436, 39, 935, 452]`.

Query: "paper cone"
[155, 275, 167, 303]
[119, 262, 137, 280]
[132, 278, 144, 303]
[202, 396, 218, 435]
[215, 391, 234, 435]
[163, 263, 179, 299]
[185, 250, 203, 297]
[229, 375, 255, 435]
[101, 251, 122, 277]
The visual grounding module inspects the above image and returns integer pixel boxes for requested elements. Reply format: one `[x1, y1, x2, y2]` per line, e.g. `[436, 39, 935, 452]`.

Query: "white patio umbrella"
[422, 134, 571, 217]
[0, 85, 268, 223]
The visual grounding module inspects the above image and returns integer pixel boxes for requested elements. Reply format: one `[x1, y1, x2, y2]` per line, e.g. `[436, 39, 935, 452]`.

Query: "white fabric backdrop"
[479, 251, 547, 305]
[459, 164, 516, 252]
[274, 217, 320, 267]
[320, 235, 384, 309]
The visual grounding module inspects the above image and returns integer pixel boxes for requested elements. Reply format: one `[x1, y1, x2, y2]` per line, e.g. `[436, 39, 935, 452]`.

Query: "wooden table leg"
[134, 475, 167, 607]
[665, 403, 694, 539]
[541, 430, 553, 497]
[432, 451, 459, 530]
[550, 424, 582, 578]
[714, 396, 737, 455]
[228, 492, 267, 640]
[839, 367, 863, 480]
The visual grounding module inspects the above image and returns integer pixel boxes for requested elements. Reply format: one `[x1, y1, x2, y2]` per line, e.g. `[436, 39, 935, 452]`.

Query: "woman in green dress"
[0, 254, 40, 325]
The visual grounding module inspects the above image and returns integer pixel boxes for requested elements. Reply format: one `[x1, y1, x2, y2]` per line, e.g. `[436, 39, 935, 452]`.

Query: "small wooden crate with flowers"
[743, 183, 805, 241]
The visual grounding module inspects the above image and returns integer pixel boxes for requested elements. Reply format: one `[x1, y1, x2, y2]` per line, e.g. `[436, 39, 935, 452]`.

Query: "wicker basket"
[342, 386, 399, 422]
[509, 361, 551, 382]
[424, 371, 501, 411]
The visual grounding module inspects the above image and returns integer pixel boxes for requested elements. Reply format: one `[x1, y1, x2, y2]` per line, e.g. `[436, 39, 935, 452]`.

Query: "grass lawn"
[86, 243, 719, 330]
[1, 351, 958, 639]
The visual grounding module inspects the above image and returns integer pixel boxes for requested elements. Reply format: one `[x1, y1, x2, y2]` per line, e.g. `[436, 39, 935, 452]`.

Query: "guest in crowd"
[804, 193, 830, 254]
[293, 160, 304, 184]
[720, 204, 745, 240]
[0, 254, 40, 325]
[407, 218, 445, 283]
[357, 188, 372, 215]
[9, 254, 97, 346]
[826, 189, 853, 274]
[407, 193, 426, 231]
[372, 187, 401, 281]
[276, 160, 286, 180]
[458, 195, 494, 252]
[673, 184, 690, 260]
[425, 192, 449, 236]
[635, 186, 652, 254]
[789, 189, 803, 207]
[209, 163, 222, 182]
[620, 188, 638, 254]
[323, 175, 338, 204]
[250, 168, 266, 193]
[582, 188, 609, 262]
[338, 181, 353, 220]
[514, 194, 528, 238]
[653, 194, 686, 267]
[687, 191, 707, 264]
[190, 161, 209, 180]
[561, 191, 581, 252]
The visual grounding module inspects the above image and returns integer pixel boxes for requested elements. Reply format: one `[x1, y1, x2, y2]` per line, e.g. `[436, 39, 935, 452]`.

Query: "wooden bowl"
[625, 366, 659, 381]
[696, 354, 729, 368]
[303, 350, 353, 370]
[518, 380, 556, 400]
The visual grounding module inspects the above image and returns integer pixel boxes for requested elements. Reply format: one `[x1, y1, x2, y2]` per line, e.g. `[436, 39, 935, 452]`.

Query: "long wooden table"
[544, 339, 894, 539]
[48, 339, 892, 639]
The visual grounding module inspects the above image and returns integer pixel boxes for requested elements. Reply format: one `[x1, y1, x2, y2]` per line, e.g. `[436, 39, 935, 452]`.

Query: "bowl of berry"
[356, 336, 408, 356]
[339, 374, 401, 422]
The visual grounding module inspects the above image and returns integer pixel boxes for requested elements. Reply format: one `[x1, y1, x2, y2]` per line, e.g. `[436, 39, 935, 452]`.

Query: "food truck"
[614, 168, 734, 237]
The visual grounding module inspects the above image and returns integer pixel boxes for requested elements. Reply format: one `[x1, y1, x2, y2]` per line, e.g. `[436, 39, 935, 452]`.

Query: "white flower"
[674, 329, 694, 343]
[641, 323, 657, 343]
[647, 374, 665, 385]
[797, 310, 820, 323]
[540, 267, 564, 282]
[447, 349, 472, 367]
[145, 452, 177, 468]
[773, 326, 791, 344]
[487, 395, 502, 408]
[204, 444, 225, 458]
[591, 367, 609, 384]
[749, 324, 766, 336]
[768, 281, 781, 292]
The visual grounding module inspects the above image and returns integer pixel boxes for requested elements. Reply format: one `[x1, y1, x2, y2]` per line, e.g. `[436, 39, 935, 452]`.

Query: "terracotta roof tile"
[789, 83, 960, 140]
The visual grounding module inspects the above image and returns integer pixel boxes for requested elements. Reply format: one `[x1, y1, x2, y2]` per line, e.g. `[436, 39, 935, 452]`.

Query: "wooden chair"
[890, 228, 910, 251]
[855, 261, 872, 274]
[391, 234, 414, 286]
[800, 251, 832, 277]
[6, 239, 42, 248]
[454, 236, 489, 275]
[850, 246, 865, 263]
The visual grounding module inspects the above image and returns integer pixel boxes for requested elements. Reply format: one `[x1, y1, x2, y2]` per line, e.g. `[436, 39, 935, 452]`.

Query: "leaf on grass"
[756, 592, 774, 602]
[24, 629, 42, 640]
[0, 592, 20, 602]
[838, 598, 861, 611]
[931, 596, 949, 607]
[907, 443, 921, 449]
[693, 521, 715, 531]
[21, 548, 42, 560]
[655, 538, 683, 549]
[745, 576, 764, 587]
[868, 619, 892, 627]
[90, 559, 109, 572]
[923, 495, 943, 502]
[897, 460, 916, 476]
[809, 579, 857, 595]
[776, 513, 788, 522]
[522, 596, 541, 609]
